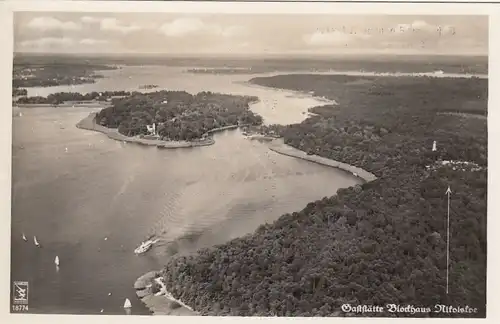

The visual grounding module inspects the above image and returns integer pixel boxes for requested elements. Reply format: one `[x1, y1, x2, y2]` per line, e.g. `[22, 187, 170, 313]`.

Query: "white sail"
[123, 298, 132, 308]
[432, 141, 437, 152]
[55, 256, 60, 266]
[22, 233, 27, 241]
[34, 236, 40, 246]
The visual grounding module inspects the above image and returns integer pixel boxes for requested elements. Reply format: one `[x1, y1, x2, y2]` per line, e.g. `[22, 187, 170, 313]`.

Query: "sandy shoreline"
[268, 138, 377, 183]
[134, 271, 197, 316]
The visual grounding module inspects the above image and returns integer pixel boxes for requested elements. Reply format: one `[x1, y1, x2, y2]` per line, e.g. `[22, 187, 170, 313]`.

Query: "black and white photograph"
[5, 0, 490, 320]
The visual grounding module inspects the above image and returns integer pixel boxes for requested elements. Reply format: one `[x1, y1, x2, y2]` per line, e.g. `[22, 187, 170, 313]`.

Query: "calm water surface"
[11, 66, 359, 314]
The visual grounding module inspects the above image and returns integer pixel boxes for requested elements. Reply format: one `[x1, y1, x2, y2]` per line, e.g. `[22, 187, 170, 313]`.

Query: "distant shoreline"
[16, 102, 111, 109]
[237, 80, 337, 105]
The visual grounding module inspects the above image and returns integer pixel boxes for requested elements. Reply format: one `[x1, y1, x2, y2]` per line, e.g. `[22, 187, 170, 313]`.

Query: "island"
[151, 74, 486, 317]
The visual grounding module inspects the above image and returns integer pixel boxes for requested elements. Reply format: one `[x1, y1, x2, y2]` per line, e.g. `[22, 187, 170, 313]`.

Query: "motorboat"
[134, 238, 158, 254]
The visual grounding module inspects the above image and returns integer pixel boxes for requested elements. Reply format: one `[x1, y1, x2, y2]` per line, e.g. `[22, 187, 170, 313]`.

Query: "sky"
[13, 13, 488, 56]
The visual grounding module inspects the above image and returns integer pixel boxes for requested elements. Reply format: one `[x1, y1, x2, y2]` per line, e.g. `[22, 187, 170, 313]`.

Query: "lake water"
[11, 66, 359, 315]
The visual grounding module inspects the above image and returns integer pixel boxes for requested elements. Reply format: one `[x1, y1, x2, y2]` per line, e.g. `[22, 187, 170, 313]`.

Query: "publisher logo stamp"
[13, 281, 29, 305]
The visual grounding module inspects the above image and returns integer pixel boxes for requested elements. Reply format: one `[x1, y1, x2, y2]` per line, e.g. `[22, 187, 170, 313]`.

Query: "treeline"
[138, 84, 159, 89]
[12, 63, 116, 88]
[96, 90, 262, 141]
[161, 74, 487, 317]
[12, 88, 27, 97]
[187, 68, 255, 75]
[16, 91, 131, 105]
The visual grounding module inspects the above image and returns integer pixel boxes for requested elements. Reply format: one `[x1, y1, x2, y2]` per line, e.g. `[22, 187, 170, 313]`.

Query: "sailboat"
[34, 236, 40, 247]
[54, 256, 60, 266]
[22, 233, 27, 242]
[123, 298, 132, 309]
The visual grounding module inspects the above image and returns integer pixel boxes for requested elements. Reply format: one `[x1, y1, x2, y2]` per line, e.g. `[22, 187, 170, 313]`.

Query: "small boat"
[34, 236, 40, 247]
[54, 256, 60, 266]
[19, 112, 23, 117]
[134, 238, 158, 254]
[123, 298, 132, 308]
[22, 233, 27, 242]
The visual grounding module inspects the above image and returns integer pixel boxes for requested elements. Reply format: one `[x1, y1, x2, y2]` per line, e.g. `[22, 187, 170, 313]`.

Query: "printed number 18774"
[12, 305, 29, 312]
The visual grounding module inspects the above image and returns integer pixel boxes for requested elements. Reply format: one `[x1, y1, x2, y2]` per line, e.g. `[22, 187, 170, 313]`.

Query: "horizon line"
[13, 51, 488, 58]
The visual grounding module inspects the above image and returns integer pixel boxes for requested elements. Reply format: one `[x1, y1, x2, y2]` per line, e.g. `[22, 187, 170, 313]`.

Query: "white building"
[146, 123, 156, 135]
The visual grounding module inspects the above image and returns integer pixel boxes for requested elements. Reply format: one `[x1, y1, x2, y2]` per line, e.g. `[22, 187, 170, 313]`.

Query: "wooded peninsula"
[159, 74, 487, 317]
[95, 90, 262, 141]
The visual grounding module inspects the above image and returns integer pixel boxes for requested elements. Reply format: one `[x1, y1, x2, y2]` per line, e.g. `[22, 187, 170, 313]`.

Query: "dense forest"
[161, 74, 487, 317]
[16, 91, 130, 105]
[12, 63, 116, 88]
[96, 90, 262, 141]
[12, 87, 27, 97]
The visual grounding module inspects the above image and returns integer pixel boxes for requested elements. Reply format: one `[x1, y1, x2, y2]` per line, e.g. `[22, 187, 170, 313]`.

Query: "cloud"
[304, 30, 369, 47]
[19, 37, 75, 49]
[80, 16, 101, 24]
[79, 38, 109, 45]
[220, 25, 246, 38]
[159, 18, 245, 38]
[27, 17, 81, 31]
[100, 18, 142, 34]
